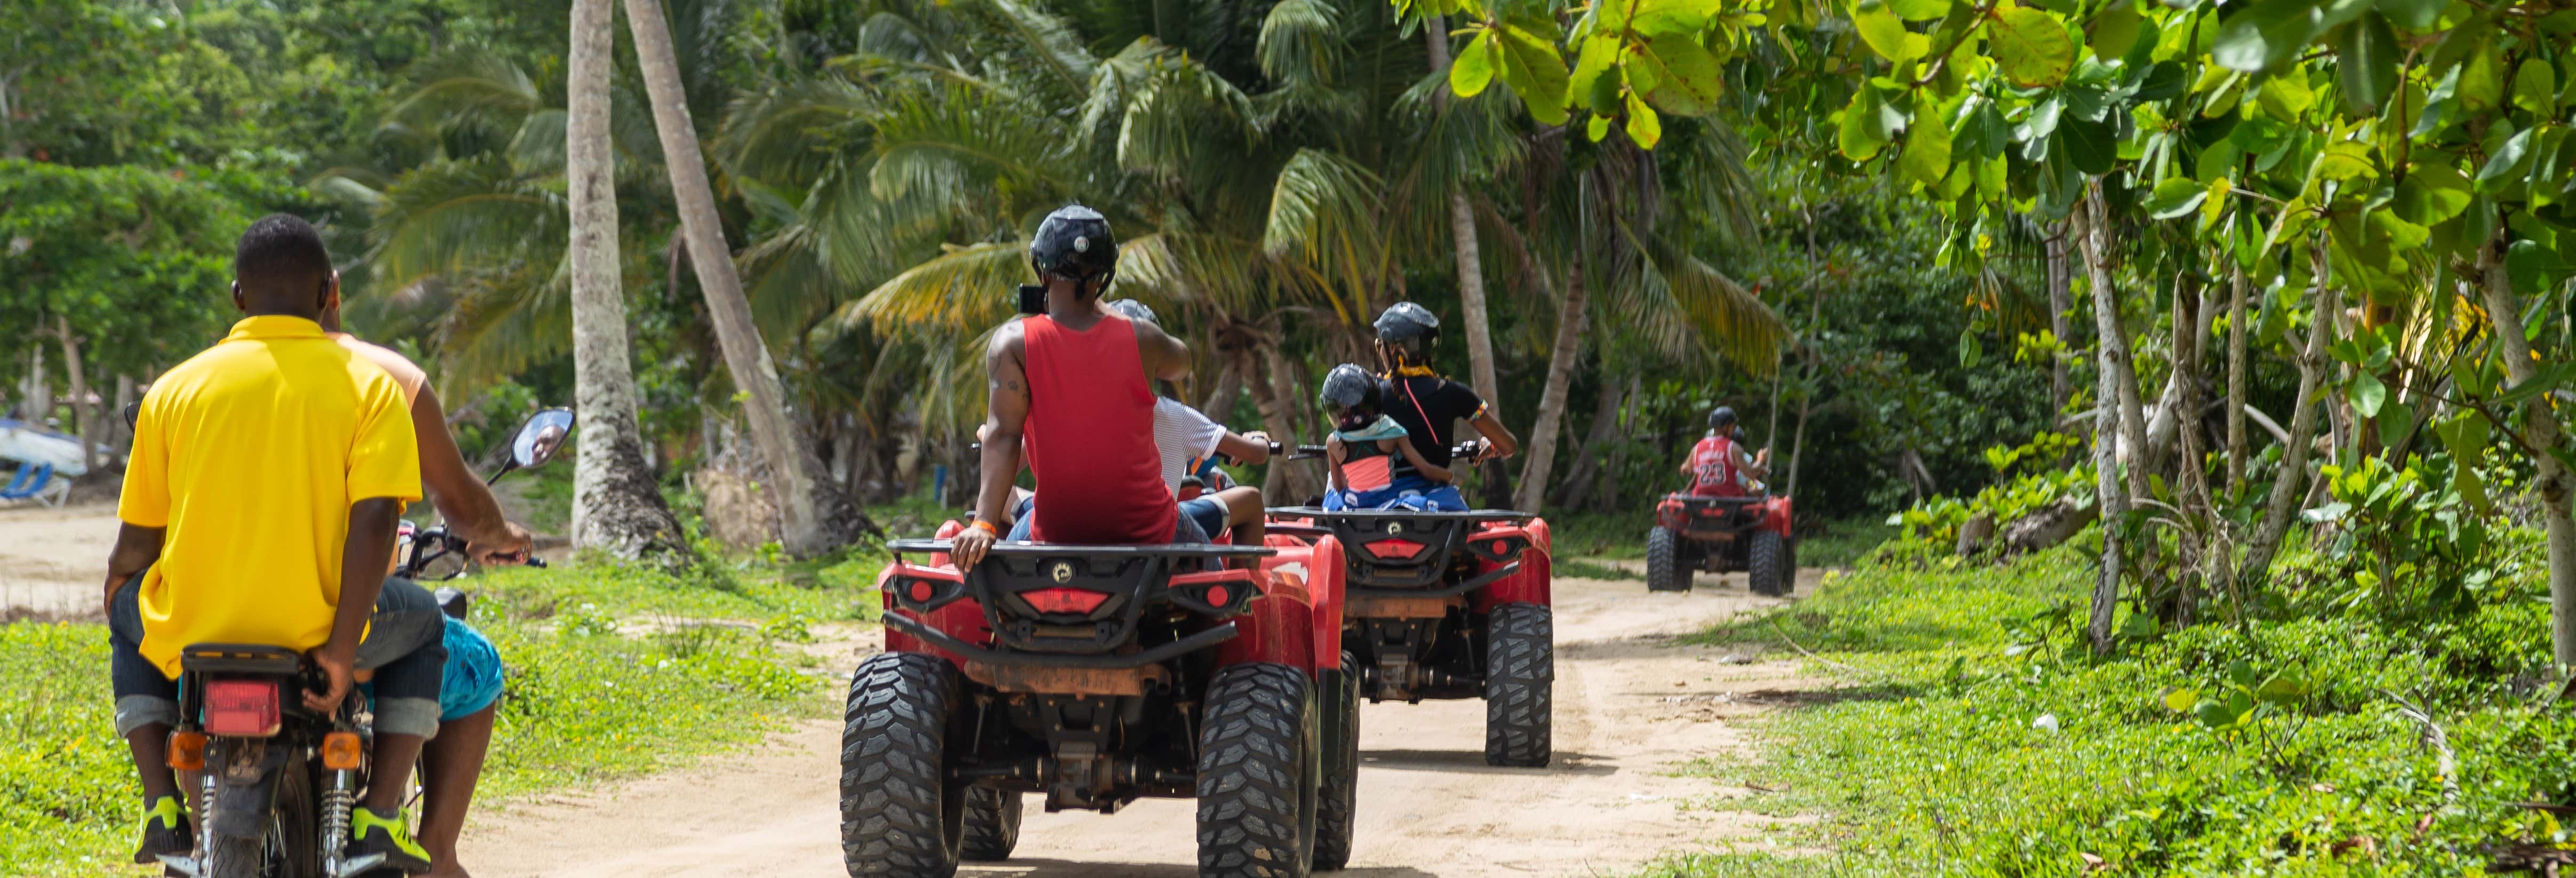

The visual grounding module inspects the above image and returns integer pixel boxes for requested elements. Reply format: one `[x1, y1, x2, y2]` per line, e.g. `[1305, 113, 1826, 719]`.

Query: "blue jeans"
[1324, 478, 1468, 512]
[1006, 497, 1212, 545]
[111, 572, 448, 739]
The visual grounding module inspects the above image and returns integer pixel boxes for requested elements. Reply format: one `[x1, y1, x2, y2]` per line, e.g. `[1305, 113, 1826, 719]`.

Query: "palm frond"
[843, 241, 1028, 331]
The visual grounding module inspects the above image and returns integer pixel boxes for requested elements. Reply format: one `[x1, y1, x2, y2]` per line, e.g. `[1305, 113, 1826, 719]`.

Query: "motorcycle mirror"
[510, 408, 577, 470]
[121, 401, 141, 430]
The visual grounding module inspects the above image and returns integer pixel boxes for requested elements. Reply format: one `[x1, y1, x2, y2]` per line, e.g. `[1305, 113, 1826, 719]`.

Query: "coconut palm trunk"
[2474, 227, 2576, 669]
[624, 0, 858, 557]
[1514, 257, 1587, 512]
[566, 0, 688, 560]
[1421, 18, 1500, 408]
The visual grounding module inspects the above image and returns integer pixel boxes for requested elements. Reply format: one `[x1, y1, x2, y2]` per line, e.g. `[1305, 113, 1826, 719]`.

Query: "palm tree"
[566, 0, 691, 560]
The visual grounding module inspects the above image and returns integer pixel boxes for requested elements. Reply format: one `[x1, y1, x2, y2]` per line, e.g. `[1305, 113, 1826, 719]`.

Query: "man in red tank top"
[1684, 406, 1769, 498]
[949, 206, 1201, 570]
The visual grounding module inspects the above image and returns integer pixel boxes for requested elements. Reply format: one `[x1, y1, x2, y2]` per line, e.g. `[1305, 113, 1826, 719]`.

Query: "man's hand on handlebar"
[465, 520, 537, 566]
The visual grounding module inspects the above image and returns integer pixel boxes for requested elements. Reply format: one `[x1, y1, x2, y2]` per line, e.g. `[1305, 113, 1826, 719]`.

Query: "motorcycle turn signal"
[166, 730, 206, 771]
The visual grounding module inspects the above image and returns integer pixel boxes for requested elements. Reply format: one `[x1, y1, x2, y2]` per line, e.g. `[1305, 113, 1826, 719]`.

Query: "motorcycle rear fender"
[1472, 518, 1551, 610]
[1212, 594, 1318, 672]
[206, 738, 291, 841]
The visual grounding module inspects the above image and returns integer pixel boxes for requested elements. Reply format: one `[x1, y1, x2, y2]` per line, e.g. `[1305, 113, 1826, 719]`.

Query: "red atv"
[1646, 492, 1796, 595]
[846, 525, 1357, 878]
[1267, 502, 1555, 768]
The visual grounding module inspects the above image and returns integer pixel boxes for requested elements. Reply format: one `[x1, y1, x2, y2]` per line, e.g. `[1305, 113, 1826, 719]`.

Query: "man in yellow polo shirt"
[101, 214, 444, 873]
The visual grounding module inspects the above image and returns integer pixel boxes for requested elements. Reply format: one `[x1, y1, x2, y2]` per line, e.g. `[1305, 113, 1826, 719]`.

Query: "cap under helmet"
[1709, 406, 1738, 429]
[1030, 205, 1117, 285]
[1319, 363, 1380, 412]
[1107, 298, 1157, 324]
[1373, 302, 1441, 361]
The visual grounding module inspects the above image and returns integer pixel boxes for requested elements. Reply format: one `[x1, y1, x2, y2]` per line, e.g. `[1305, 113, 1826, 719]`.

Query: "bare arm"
[1398, 436, 1451, 483]
[101, 524, 165, 614]
[1214, 430, 1271, 466]
[953, 325, 1029, 571]
[1733, 443, 1769, 482]
[1324, 436, 1347, 490]
[1134, 318, 1193, 382]
[1467, 409, 1519, 459]
[413, 386, 531, 564]
[309, 497, 404, 713]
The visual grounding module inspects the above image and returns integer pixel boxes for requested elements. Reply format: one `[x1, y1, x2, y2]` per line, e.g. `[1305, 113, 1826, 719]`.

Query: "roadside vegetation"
[1654, 531, 2576, 875]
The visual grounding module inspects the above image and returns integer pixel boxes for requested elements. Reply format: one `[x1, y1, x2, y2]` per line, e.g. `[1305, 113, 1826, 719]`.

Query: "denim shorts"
[1178, 497, 1229, 540]
[110, 573, 448, 739]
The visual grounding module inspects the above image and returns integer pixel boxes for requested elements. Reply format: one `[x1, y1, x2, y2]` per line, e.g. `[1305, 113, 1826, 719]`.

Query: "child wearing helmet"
[1319, 363, 1461, 511]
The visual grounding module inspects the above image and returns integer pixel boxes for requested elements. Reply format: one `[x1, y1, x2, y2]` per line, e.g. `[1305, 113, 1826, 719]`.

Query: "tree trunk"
[2075, 193, 2132, 656]
[1198, 355, 1242, 423]
[2226, 264, 2250, 498]
[56, 315, 93, 470]
[2238, 237, 2336, 594]
[1243, 341, 1316, 504]
[1785, 360, 1814, 500]
[1600, 373, 1643, 510]
[2046, 222, 2073, 423]
[625, 0, 861, 556]
[2476, 228, 2576, 669]
[24, 344, 49, 429]
[1554, 371, 1628, 509]
[1514, 258, 1588, 512]
[566, 0, 689, 562]
[113, 374, 134, 459]
[1422, 16, 1500, 408]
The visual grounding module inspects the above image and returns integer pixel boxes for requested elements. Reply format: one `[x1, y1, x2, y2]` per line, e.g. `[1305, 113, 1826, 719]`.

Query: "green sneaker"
[348, 807, 433, 873]
[132, 795, 193, 864]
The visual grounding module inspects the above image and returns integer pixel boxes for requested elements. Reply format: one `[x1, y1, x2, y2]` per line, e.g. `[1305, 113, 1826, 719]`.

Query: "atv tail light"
[909, 580, 934, 603]
[323, 732, 364, 770]
[166, 730, 206, 771]
[1202, 585, 1230, 608]
[1369, 539, 1426, 560]
[203, 679, 282, 737]
[1022, 588, 1109, 615]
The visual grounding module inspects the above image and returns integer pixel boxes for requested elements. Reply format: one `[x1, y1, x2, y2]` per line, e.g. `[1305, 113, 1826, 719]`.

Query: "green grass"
[1789, 516, 1895, 569]
[0, 555, 853, 877]
[1654, 538, 2576, 876]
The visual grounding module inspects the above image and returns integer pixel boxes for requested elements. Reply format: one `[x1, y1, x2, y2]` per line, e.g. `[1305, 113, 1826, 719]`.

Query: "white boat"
[0, 418, 91, 476]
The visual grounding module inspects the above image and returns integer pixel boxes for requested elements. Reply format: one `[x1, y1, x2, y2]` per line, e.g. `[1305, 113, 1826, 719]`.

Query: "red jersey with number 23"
[1687, 435, 1746, 498]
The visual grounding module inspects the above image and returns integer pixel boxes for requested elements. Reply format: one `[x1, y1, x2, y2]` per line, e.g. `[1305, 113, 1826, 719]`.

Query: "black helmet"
[1372, 302, 1440, 362]
[1709, 406, 1737, 429]
[1320, 363, 1380, 413]
[1030, 205, 1116, 285]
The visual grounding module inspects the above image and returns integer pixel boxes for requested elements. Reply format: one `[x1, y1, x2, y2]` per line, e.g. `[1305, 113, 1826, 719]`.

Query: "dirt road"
[0, 501, 119, 619]
[465, 567, 1824, 877]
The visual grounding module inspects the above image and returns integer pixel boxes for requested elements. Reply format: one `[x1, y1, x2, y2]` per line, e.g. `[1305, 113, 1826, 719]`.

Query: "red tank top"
[1020, 313, 1178, 545]
[1688, 435, 1745, 498]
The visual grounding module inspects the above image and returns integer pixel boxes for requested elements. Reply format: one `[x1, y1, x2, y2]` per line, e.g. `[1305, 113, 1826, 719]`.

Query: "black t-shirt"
[1377, 374, 1486, 469]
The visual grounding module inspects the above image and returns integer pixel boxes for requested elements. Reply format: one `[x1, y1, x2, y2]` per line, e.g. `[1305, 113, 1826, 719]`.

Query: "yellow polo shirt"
[118, 315, 423, 677]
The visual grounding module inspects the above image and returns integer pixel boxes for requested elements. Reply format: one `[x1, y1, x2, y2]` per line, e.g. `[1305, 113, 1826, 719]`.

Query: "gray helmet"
[1319, 363, 1380, 412]
[1709, 406, 1737, 429]
[1030, 205, 1116, 285]
[1107, 298, 1157, 324]
[1372, 302, 1440, 362]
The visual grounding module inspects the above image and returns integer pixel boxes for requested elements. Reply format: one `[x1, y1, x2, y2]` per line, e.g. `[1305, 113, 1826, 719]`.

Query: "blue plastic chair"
[0, 461, 54, 501]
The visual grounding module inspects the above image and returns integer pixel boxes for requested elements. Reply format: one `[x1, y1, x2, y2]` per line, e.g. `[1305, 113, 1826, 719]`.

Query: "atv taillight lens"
[1370, 539, 1426, 560]
[1203, 585, 1230, 608]
[1022, 588, 1108, 614]
[203, 679, 282, 737]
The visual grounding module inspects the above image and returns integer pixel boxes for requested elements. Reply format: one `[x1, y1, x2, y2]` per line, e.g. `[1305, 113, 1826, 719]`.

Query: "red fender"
[882, 521, 988, 666]
[1306, 537, 1346, 666]
[1214, 593, 1317, 672]
[1762, 497, 1795, 536]
[1472, 517, 1552, 611]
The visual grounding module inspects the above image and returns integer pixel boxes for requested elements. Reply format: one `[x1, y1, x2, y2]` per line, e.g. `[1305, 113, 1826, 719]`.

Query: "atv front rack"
[1268, 508, 1533, 596]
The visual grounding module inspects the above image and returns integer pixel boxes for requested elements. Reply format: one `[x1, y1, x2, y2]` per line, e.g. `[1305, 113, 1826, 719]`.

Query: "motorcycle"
[148, 406, 572, 878]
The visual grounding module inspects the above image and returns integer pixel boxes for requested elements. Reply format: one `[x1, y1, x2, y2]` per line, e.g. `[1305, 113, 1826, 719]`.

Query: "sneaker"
[348, 807, 433, 874]
[132, 795, 194, 864]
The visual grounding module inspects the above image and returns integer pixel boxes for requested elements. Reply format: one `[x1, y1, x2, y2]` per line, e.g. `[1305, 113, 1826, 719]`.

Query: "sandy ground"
[0, 501, 120, 619]
[461, 566, 1828, 878]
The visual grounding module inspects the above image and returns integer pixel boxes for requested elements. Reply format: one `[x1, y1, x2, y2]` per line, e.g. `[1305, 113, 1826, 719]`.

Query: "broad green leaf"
[2059, 115, 2116, 174]
[2213, 0, 2325, 74]
[1451, 30, 1500, 97]
[2349, 371, 2387, 417]
[2458, 44, 2503, 113]
[1495, 21, 1573, 124]
[2254, 674, 2310, 704]
[2396, 162, 2473, 224]
[2228, 659, 2259, 687]
[1989, 6, 2076, 86]
[1854, 0, 1918, 61]
[2492, 361, 2576, 407]
[2202, 176, 2234, 229]
[2334, 14, 2399, 114]
[1632, 0, 1717, 34]
[2477, 125, 2533, 183]
[1890, 0, 1951, 20]
[1624, 89, 1663, 148]
[1901, 96, 1954, 185]
[2514, 57, 2559, 116]
[1641, 36, 1725, 115]
[1840, 86, 1898, 159]
[2258, 72, 2316, 119]
[2377, 0, 2444, 29]
[2089, 2, 2142, 60]
[2315, 141, 2375, 180]
[1568, 34, 1620, 108]
[2163, 688, 2198, 712]
[2144, 177, 2208, 218]
[1587, 113, 1612, 141]
[2509, 238, 2573, 294]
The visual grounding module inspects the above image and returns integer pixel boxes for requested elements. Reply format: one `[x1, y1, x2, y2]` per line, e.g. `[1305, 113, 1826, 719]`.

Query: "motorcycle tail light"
[323, 732, 364, 770]
[166, 730, 206, 771]
[1022, 588, 1109, 615]
[203, 679, 282, 737]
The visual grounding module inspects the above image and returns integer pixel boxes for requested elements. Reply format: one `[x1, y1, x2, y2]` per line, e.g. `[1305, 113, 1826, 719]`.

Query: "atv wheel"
[1314, 652, 1361, 870]
[841, 652, 965, 878]
[1197, 662, 1318, 878]
[1748, 529, 1786, 597]
[959, 788, 1021, 861]
[1483, 603, 1555, 767]
[1644, 526, 1690, 592]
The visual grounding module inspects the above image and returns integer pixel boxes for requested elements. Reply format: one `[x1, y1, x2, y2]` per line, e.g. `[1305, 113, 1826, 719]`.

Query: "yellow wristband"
[971, 520, 1002, 536]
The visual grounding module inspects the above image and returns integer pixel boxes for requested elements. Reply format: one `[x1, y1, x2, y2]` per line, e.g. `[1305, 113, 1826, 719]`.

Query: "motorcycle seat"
[179, 643, 302, 676]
